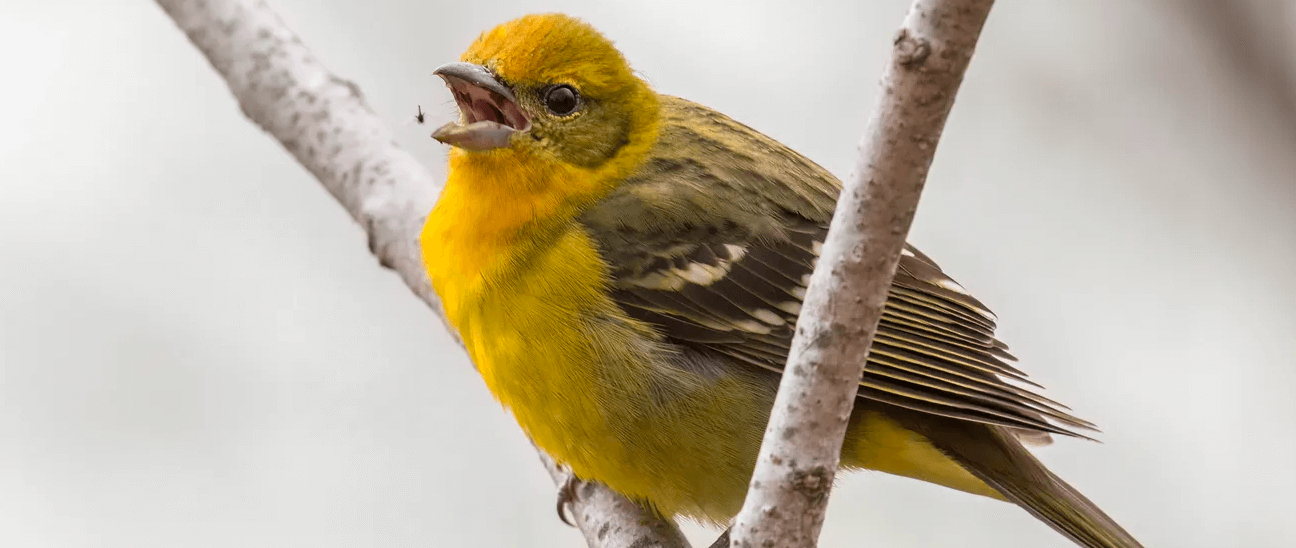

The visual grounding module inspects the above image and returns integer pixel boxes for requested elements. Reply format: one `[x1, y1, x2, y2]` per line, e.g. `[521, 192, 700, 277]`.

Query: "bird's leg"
[556, 471, 583, 527]
[706, 528, 731, 548]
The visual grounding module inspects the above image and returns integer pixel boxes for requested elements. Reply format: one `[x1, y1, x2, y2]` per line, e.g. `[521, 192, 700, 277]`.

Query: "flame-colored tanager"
[421, 13, 1142, 548]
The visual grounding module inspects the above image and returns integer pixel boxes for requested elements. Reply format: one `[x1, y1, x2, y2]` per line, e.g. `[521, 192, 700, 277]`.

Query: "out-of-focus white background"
[3, 1, 1294, 547]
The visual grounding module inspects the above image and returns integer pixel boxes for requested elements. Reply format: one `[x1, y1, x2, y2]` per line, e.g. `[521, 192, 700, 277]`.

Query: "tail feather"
[974, 456, 1143, 548]
[923, 422, 1144, 548]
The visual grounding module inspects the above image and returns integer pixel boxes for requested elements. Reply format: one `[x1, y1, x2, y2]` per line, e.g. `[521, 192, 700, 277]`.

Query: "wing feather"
[580, 95, 1096, 439]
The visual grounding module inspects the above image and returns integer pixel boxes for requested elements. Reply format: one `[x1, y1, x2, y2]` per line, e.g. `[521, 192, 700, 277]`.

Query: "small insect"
[414, 105, 426, 125]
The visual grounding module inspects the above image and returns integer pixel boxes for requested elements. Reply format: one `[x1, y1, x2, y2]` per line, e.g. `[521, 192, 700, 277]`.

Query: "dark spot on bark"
[578, 480, 599, 499]
[810, 322, 851, 349]
[789, 465, 833, 506]
[894, 28, 932, 67]
[629, 535, 668, 548]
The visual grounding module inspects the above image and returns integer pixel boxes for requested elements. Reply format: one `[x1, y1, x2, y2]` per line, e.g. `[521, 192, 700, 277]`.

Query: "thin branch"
[153, 1, 690, 547]
[729, 1, 995, 547]
[537, 455, 690, 548]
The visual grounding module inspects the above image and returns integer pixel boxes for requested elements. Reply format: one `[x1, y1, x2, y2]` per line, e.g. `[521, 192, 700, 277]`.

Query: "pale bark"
[154, 1, 689, 547]
[729, 1, 996, 547]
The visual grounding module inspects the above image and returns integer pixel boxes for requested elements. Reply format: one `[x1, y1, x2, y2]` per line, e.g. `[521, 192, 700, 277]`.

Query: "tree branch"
[153, 1, 690, 547]
[729, 1, 994, 546]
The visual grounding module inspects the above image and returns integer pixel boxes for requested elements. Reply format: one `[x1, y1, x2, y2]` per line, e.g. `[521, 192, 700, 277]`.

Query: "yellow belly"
[438, 226, 774, 520]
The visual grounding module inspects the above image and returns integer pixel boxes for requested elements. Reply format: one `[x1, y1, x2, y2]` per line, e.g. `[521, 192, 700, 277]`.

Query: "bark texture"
[729, 1, 996, 546]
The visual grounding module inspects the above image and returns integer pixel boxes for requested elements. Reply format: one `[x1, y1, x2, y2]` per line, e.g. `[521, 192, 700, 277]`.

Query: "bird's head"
[432, 14, 659, 175]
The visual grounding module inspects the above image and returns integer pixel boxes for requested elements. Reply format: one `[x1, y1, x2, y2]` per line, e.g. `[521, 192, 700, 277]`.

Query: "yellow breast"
[421, 166, 776, 522]
[422, 148, 808, 523]
[421, 151, 646, 473]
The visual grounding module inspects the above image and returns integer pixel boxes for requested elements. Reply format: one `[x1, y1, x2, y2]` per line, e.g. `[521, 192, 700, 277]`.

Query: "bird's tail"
[926, 424, 1144, 548]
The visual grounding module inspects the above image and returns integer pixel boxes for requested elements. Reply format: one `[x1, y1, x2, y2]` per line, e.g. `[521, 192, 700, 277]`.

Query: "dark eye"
[544, 85, 580, 116]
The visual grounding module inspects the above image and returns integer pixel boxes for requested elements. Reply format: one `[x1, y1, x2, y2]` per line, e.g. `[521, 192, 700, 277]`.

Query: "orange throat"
[422, 149, 591, 323]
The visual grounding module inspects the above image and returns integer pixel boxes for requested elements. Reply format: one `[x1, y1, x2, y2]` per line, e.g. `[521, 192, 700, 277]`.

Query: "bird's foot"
[556, 472, 583, 527]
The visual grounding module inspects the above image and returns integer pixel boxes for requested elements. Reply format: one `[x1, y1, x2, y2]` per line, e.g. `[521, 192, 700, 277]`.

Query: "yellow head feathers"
[433, 13, 660, 174]
[462, 14, 638, 100]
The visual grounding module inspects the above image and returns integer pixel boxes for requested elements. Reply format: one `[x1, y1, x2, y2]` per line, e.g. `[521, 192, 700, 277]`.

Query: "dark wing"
[580, 96, 1094, 438]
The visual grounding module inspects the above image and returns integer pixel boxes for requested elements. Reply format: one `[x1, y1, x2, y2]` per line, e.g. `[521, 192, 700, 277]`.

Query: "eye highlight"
[543, 85, 580, 116]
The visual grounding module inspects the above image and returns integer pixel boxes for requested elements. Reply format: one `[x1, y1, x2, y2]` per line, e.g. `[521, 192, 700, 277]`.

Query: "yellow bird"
[422, 13, 1142, 548]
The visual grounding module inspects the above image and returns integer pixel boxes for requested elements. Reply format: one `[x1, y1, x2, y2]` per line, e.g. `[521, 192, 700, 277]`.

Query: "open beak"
[431, 62, 531, 151]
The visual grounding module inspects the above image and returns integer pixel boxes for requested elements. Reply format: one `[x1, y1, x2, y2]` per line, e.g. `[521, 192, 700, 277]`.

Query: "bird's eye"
[543, 85, 580, 116]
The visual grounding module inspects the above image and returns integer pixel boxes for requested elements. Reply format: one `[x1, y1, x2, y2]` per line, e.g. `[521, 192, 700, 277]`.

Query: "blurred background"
[3, 0, 1295, 546]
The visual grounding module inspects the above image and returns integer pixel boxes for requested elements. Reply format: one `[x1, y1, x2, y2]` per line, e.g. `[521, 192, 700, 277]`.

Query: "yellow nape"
[845, 411, 1006, 501]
